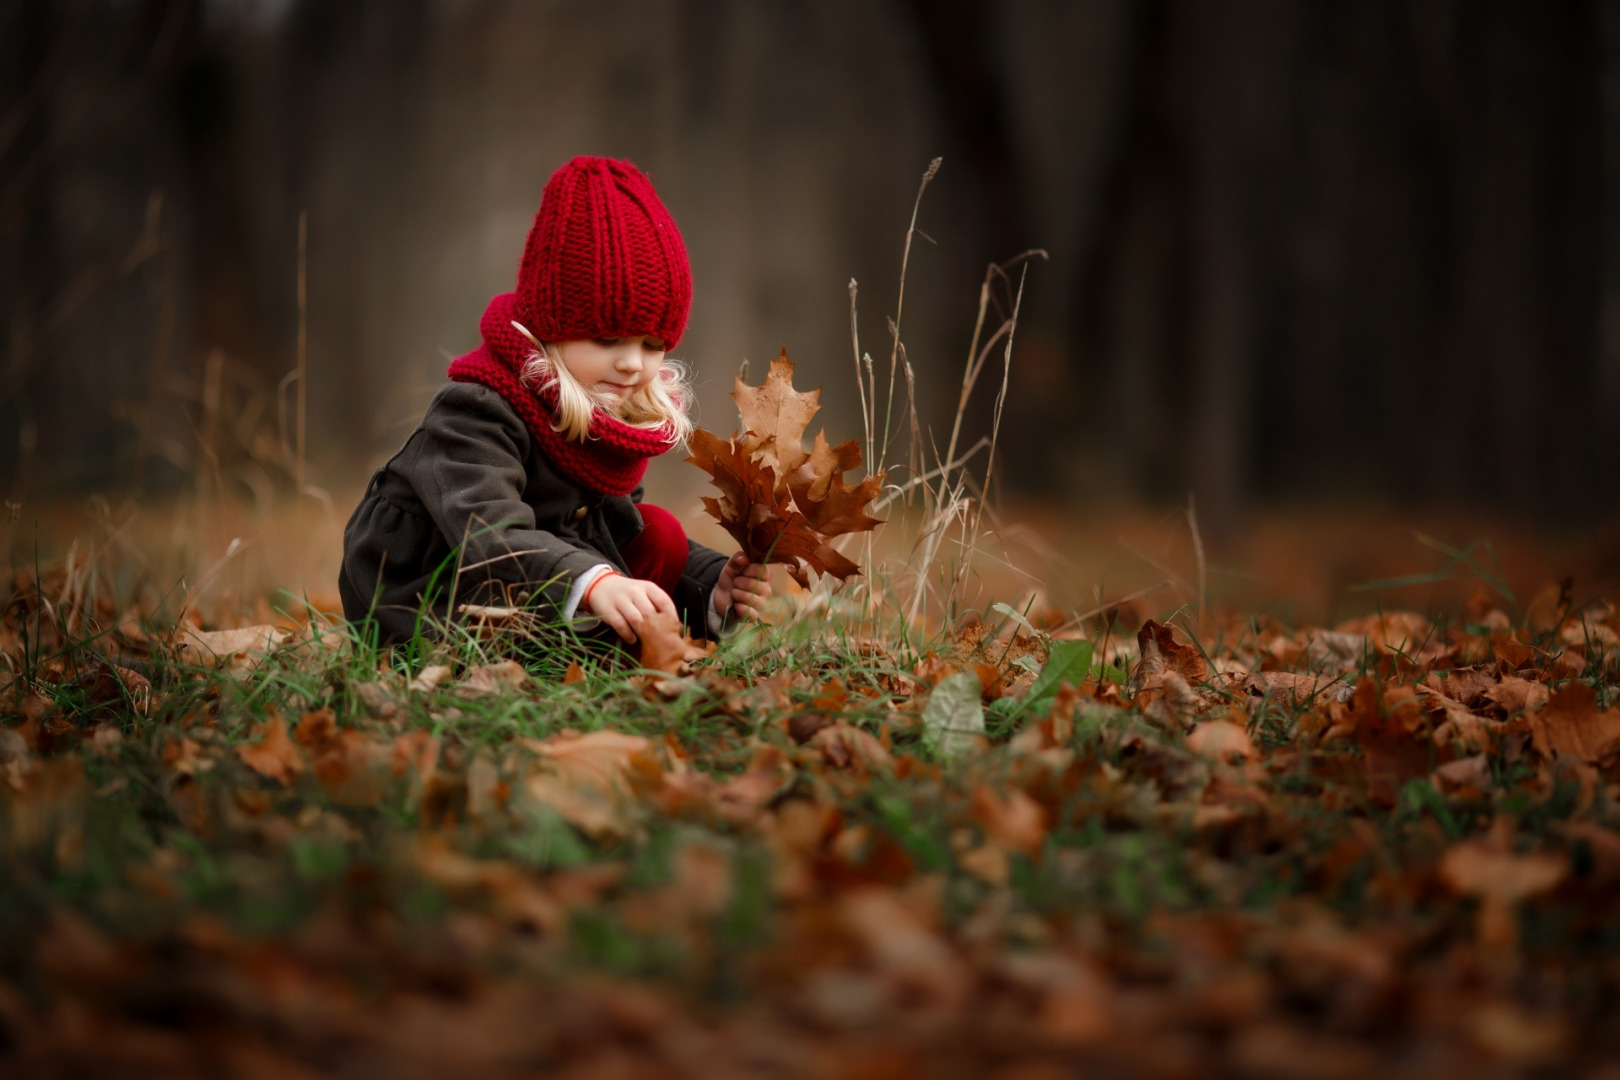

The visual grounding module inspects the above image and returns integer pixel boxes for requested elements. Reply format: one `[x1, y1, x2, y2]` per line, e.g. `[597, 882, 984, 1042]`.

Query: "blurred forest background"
[3, 0, 1619, 546]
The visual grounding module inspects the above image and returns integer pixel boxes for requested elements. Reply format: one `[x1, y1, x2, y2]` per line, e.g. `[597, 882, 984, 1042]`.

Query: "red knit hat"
[515, 156, 692, 351]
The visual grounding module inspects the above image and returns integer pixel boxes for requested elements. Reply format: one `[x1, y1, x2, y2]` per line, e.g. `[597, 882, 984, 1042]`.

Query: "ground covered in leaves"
[3, 554, 1620, 1079]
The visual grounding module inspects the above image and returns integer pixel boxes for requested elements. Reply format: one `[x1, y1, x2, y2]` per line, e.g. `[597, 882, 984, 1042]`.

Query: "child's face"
[554, 336, 666, 403]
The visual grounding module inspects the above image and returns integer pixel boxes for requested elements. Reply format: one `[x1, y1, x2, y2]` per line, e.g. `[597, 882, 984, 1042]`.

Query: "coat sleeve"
[404, 384, 606, 612]
[674, 539, 730, 637]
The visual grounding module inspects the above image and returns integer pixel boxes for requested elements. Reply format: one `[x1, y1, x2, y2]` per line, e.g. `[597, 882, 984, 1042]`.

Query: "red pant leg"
[619, 503, 687, 598]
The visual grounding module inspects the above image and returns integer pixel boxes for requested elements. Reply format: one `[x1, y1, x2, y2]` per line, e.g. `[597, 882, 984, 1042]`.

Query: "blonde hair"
[512, 321, 693, 444]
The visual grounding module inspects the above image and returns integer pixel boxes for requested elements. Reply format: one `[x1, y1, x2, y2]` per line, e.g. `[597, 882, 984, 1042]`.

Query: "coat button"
[574, 505, 588, 521]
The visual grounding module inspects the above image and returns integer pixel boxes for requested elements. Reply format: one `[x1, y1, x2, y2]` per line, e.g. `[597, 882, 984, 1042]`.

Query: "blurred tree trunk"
[1604, 1, 1620, 423]
[898, 0, 1035, 485]
[282, 0, 429, 460]
[0, 0, 59, 494]
[1071, 0, 1191, 503]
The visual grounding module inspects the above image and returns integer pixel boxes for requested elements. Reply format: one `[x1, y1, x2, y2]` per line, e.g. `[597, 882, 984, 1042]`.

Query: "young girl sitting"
[339, 156, 770, 646]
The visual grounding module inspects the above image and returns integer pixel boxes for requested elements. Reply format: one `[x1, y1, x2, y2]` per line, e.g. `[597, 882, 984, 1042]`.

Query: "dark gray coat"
[339, 382, 728, 644]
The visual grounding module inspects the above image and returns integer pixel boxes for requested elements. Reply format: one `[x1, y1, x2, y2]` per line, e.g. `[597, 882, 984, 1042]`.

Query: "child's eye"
[594, 337, 620, 347]
[642, 338, 665, 352]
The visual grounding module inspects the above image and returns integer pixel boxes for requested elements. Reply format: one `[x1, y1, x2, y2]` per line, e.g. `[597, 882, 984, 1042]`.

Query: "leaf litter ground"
[3, 544, 1620, 1078]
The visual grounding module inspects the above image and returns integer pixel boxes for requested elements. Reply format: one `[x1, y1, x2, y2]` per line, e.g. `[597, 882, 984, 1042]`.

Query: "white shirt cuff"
[564, 563, 618, 621]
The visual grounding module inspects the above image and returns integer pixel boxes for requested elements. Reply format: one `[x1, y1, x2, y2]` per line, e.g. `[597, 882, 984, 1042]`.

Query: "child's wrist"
[583, 570, 622, 613]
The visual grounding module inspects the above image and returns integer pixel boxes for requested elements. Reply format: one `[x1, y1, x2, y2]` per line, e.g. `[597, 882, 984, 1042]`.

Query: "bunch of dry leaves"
[687, 349, 884, 587]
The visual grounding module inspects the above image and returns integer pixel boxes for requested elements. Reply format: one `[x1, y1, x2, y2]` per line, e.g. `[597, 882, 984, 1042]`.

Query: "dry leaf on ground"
[524, 730, 663, 842]
[1335, 611, 1433, 655]
[236, 713, 303, 785]
[455, 660, 530, 699]
[1186, 719, 1257, 763]
[1132, 619, 1210, 694]
[178, 625, 287, 673]
[409, 665, 451, 693]
[638, 610, 703, 675]
[1439, 823, 1569, 949]
[1527, 682, 1620, 763]
[921, 672, 985, 762]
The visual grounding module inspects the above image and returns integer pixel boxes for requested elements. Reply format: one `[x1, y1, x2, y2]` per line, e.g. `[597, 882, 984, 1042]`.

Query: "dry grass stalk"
[296, 210, 308, 500]
[1187, 494, 1208, 634]
[835, 158, 1049, 636]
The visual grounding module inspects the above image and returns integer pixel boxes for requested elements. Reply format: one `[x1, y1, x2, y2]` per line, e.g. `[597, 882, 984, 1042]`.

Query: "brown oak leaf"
[1527, 682, 1620, 763]
[1131, 619, 1211, 694]
[639, 609, 697, 675]
[237, 712, 304, 786]
[731, 349, 820, 490]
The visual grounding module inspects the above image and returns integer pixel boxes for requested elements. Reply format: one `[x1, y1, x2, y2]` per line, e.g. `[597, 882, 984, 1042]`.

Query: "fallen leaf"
[293, 707, 339, 752]
[921, 672, 985, 762]
[1428, 666, 1499, 707]
[638, 610, 693, 675]
[1143, 670, 1203, 730]
[1229, 1022, 1379, 1080]
[1466, 1001, 1571, 1064]
[971, 786, 1046, 858]
[409, 664, 451, 693]
[177, 625, 287, 673]
[390, 730, 440, 784]
[957, 843, 1009, 885]
[839, 887, 969, 1016]
[1560, 821, 1620, 881]
[1432, 753, 1491, 794]
[297, 711, 393, 808]
[237, 713, 303, 785]
[1304, 629, 1371, 671]
[1244, 671, 1352, 706]
[1131, 619, 1209, 695]
[455, 660, 530, 699]
[711, 745, 793, 825]
[1439, 828, 1568, 949]
[1186, 719, 1257, 763]
[354, 682, 400, 719]
[467, 750, 502, 822]
[809, 722, 894, 773]
[1486, 675, 1550, 717]
[524, 730, 663, 842]
[1527, 682, 1620, 763]
[1334, 611, 1433, 655]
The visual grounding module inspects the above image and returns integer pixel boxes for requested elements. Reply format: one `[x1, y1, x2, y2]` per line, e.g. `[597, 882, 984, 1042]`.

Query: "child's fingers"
[601, 605, 635, 643]
[630, 589, 664, 626]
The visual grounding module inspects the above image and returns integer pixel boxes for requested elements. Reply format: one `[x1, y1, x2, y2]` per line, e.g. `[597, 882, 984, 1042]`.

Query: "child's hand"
[585, 574, 677, 643]
[713, 553, 771, 622]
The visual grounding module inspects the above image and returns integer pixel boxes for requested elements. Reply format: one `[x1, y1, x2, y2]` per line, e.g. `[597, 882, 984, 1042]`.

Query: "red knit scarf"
[447, 292, 678, 496]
